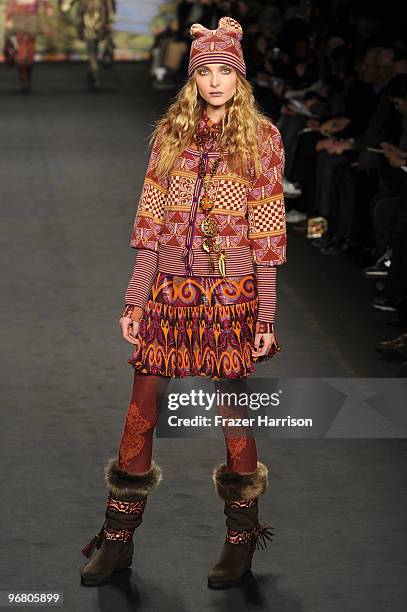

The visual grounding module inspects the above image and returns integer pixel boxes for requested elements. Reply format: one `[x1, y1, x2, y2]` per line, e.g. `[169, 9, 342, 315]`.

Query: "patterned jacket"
[130, 119, 287, 275]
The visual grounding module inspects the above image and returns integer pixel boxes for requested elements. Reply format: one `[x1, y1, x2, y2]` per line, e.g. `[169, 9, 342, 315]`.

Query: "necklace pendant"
[200, 193, 214, 212]
[202, 238, 211, 253]
[211, 237, 221, 253]
[209, 255, 216, 272]
[201, 217, 218, 237]
[218, 250, 227, 277]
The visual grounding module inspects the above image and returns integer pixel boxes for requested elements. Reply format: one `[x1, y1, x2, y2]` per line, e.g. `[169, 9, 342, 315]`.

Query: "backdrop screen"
[0, 0, 176, 60]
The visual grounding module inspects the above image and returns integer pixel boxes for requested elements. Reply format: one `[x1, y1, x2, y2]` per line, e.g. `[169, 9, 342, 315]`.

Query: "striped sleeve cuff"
[256, 264, 277, 323]
[124, 249, 158, 310]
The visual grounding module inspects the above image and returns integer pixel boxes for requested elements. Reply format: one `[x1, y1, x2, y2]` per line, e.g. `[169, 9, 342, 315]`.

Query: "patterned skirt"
[128, 272, 281, 380]
[6, 14, 43, 36]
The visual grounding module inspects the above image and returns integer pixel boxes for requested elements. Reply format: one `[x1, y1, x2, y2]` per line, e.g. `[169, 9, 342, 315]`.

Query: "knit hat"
[188, 16, 246, 77]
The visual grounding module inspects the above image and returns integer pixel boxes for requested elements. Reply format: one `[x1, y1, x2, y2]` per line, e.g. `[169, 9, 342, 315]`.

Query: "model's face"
[195, 64, 237, 109]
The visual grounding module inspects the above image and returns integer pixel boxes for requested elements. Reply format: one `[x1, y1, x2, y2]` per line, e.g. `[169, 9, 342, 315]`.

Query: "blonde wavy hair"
[149, 71, 273, 180]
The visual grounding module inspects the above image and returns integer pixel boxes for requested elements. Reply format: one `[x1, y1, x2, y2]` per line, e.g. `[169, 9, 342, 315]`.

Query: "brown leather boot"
[207, 462, 274, 589]
[80, 458, 162, 586]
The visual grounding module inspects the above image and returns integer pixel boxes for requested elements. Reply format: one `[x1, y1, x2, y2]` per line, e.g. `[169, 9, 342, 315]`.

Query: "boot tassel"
[252, 522, 274, 551]
[81, 521, 106, 558]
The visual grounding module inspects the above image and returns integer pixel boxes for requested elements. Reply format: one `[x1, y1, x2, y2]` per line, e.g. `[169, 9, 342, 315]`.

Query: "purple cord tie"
[182, 246, 194, 275]
[182, 150, 209, 276]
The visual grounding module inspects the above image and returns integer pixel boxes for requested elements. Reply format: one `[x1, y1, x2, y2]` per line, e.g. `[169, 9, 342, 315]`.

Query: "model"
[60, 0, 115, 90]
[80, 16, 287, 589]
[4, 0, 53, 93]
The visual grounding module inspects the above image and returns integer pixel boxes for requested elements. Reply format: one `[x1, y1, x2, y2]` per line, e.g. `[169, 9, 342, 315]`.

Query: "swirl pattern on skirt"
[128, 272, 280, 380]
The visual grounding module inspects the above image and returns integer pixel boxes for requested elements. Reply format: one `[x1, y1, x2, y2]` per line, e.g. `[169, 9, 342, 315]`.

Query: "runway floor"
[1, 62, 406, 612]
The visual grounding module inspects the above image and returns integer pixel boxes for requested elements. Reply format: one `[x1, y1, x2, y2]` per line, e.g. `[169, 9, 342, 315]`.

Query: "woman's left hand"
[252, 332, 275, 358]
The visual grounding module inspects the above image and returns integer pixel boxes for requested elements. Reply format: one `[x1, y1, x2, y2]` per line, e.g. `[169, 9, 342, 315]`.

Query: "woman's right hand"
[119, 317, 140, 345]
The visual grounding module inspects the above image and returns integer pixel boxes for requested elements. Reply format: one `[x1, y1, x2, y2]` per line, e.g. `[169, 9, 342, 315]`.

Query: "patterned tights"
[118, 373, 257, 475]
[16, 33, 35, 66]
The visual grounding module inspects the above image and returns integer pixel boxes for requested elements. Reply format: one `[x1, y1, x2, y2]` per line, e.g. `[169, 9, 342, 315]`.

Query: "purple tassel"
[81, 522, 106, 558]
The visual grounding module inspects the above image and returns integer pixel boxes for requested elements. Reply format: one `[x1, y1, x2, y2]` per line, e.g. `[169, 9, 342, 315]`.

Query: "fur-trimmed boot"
[207, 461, 274, 589]
[80, 458, 162, 586]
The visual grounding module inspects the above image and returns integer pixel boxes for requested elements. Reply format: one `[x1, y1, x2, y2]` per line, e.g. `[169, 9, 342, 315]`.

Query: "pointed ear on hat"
[190, 23, 209, 39]
[218, 16, 243, 40]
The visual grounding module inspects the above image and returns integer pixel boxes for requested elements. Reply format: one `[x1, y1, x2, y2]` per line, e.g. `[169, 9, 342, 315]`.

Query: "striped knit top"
[124, 111, 287, 324]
